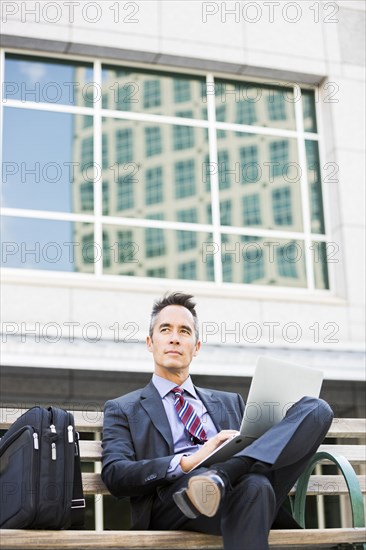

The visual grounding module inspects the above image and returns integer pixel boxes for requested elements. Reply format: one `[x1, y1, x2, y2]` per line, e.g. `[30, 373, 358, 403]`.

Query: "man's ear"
[146, 335, 153, 352]
[193, 339, 201, 357]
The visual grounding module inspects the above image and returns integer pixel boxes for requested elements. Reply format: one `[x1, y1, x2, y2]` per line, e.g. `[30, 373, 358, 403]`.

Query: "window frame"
[0, 48, 334, 296]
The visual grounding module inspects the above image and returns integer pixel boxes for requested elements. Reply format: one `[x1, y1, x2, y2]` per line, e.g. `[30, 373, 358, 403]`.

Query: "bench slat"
[79, 440, 366, 464]
[0, 528, 364, 549]
[1, 410, 365, 438]
[81, 472, 366, 496]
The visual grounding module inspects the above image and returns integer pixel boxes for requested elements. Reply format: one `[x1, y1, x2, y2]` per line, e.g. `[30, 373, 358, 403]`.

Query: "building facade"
[1, 0, 365, 530]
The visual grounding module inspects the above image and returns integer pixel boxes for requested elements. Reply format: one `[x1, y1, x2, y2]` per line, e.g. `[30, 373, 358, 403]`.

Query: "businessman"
[102, 292, 333, 550]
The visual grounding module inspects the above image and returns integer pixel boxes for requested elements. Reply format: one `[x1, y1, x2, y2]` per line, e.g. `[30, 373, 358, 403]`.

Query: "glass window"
[269, 140, 289, 178]
[214, 79, 296, 130]
[4, 54, 93, 106]
[2, 54, 328, 290]
[144, 79, 161, 108]
[220, 200, 232, 226]
[267, 90, 287, 121]
[272, 187, 293, 226]
[145, 127, 162, 157]
[175, 160, 196, 198]
[102, 181, 109, 215]
[243, 194, 261, 226]
[1, 217, 95, 273]
[306, 140, 325, 233]
[177, 260, 197, 280]
[302, 90, 317, 133]
[116, 128, 133, 164]
[174, 79, 191, 103]
[217, 150, 231, 189]
[219, 235, 306, 287]
[312, 242, 330, 290]
[80, 182, 94, 212]
[2, 108, 93, 213]
[173, 122, 195, 150]
[103, 119, 210, 223]
[117, 174, 135, 211]
[236, 100, 257, 125]
[240, 145, 259, 184]
[102, 134, 109, 170]
[145, 167, 163, 205]
[276, 243, 299, 278]
[102, 65, 206, 118]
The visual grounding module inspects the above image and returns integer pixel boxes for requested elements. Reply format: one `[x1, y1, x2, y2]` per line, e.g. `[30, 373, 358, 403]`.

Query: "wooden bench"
[1, 408, 365, 549]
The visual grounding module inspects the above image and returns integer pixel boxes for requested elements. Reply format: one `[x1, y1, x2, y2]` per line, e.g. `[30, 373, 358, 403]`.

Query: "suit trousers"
[149, 397, 334, 550]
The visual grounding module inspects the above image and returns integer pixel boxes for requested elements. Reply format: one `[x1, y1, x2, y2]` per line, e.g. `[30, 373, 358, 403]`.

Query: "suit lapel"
[140, 380, 174, 453]
[196, 386, 232, 431]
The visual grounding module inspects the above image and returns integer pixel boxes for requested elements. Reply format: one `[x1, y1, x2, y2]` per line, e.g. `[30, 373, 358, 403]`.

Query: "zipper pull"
[33, 432, 39, 450]
[51, 442, 57, 460]
[67, 425, 74, 443]
[50, 424, 56, 434]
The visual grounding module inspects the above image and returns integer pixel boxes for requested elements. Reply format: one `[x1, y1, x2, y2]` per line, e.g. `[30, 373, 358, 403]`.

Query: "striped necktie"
[172, 387, 208, 444]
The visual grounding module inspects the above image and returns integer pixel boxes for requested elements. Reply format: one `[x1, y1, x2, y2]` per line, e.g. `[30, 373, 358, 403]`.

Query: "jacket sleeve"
[101, 398, 174, 498]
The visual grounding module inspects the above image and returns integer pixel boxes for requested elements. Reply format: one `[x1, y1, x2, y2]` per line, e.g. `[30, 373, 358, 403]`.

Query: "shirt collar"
[152, 373, 198, 399]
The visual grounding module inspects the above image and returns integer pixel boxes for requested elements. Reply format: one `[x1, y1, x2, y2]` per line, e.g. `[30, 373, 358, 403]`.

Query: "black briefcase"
[0, 406, 85, 529]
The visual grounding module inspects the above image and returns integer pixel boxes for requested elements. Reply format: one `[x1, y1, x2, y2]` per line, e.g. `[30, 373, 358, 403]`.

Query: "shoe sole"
[186, 475, 221, 517]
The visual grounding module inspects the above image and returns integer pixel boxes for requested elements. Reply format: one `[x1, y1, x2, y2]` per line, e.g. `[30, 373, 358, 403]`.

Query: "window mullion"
[294, 84, 315, 291]
[93, 60, 103, 277]
[206, 73, 222, 284]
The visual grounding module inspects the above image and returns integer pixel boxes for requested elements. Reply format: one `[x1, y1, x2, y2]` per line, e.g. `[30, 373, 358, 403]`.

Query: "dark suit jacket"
[101, 379, 245, 529]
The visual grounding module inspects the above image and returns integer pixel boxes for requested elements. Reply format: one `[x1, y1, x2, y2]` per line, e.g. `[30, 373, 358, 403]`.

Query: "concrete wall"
[1, 1, 365, 380]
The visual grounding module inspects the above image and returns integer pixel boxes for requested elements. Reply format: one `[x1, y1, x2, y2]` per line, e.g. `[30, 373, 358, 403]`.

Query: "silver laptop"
[190, 356, 323, 471]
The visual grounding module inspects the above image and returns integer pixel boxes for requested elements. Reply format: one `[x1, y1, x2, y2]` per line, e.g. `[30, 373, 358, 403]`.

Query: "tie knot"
[172, 386, 183, 397]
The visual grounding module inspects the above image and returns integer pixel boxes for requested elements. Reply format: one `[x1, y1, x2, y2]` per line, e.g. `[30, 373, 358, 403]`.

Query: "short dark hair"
[149, 292, 199, 342]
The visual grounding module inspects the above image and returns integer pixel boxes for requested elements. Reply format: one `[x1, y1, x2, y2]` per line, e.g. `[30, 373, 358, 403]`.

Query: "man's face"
[146, 304, 200, 378]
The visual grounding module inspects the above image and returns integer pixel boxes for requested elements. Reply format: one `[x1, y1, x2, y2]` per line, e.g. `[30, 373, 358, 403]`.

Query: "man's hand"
[180, 430, 239, 473]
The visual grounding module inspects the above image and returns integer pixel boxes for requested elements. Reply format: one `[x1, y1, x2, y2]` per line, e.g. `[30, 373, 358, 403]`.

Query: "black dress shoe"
[172, 470, 225, 518]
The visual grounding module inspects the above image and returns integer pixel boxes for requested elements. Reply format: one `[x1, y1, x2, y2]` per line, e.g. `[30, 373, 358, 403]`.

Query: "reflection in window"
[147, 267, 166, 278]
[175, 160, 195, 198]
[306, 140, 324, 233]
[117, 230, 134, 263]
[243, 194, 261, 226]
[82, 234, 95, 264]
[174, 79, 191, 103]
[267, 91, 287, 121]
[243, 239, 265, 284]
[277, 244, 298, 278]
[216, 105, 226, 139]
[177, 260, 197, 280]
[269, 140, 289, 178]
[116, 129, 133, 164]
[145, 167, 163, 205]
[218, 150, 231, 189]
[272, 187, 293, 226]
[177, 208, 197, 223]
[302, 90, 317, 133]
[102, 181, 109, 215]
[117, 175, 134, 210]
[177, 230, 197, 251]
[220, 200, 232, 226]
[80, 182, 93, 211]
[145, 227, 166, 257]
[313, 241, 330, 290]
[103, 231, 111, 268]
[240, 146, 259, 184]
[81, 137, 93, 169]
[102, 134, 109, 170]
[144, 80, 161, 108]
[173, 120, 195, 150]
[236, 100, 256, 125]
[145, 127, 162, 157]
[3, 53, 327, 289]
